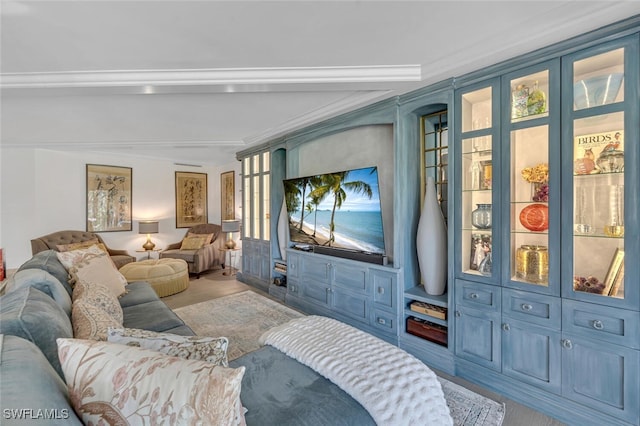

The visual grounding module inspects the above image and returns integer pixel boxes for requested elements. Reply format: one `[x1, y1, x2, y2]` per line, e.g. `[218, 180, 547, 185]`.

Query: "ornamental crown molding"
[1, 65, 421, 89]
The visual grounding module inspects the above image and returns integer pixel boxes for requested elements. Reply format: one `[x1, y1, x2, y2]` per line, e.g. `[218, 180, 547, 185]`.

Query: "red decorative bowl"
[519, 204, 549, 232]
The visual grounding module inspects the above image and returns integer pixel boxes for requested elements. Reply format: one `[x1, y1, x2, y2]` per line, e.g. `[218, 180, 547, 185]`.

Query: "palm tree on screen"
[309, 171, 372, 245]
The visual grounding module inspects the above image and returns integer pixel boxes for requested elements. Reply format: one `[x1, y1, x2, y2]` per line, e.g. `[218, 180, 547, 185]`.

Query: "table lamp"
[139, 221, 159, 250]
[222, 220, 240, 249]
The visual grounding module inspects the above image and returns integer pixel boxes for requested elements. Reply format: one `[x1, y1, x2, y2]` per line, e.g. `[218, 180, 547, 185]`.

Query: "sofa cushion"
[0, 335, 82, 425]
[107, 327, 229, 366]
[57, 338, 246, 425]
[159, 248, 196, 263]
[122, 300, 187, 332]
[0, 286, 72, 378]
[17, 250, 72, 296]
[2, 269, 72, 316]
[117, 281, 161, 308]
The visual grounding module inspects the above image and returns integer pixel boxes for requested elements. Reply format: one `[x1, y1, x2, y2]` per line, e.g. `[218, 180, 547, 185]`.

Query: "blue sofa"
[0, 250, 373, 425]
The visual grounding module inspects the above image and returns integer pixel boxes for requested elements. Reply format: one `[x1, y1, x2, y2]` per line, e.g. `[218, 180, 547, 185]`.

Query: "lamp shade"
[222, 220, 240, 233]
[139, 221, 159, 234]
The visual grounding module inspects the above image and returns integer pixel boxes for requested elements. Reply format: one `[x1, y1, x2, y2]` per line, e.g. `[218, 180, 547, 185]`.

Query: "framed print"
[86, 164, 132, 232]
[221, 170, 235, 220]
[175, 171, 208, 228]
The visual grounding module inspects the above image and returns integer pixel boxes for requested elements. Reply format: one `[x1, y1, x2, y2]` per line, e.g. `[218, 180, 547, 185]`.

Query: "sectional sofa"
[0, 249, 377, 425]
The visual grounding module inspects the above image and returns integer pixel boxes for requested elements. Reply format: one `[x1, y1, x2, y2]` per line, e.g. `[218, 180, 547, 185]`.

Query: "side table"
[219, 248, 240, 276]
[136, 249, 162, 260]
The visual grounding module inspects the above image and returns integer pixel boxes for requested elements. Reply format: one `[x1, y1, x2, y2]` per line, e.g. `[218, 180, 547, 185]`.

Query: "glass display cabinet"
[505, 64, 559, 295]
[455, 31, 638, 425]
[567, 47, 627, 303]
[460, 85, 496, 279]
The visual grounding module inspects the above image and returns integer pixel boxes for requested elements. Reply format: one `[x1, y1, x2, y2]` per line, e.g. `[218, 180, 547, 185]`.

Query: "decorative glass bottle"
[471, 204, 492, 229]
[604, 184, 624, 237]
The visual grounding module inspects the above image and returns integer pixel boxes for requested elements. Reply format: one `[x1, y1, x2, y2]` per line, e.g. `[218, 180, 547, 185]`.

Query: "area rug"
[174, 290, 504, 426]
[173, 290, 304, 360]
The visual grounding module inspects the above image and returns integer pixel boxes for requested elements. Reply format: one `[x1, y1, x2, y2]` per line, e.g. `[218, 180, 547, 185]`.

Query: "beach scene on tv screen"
[285, 166, 385, 255]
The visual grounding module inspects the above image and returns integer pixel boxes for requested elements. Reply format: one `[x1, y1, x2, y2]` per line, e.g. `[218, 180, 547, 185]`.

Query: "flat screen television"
[283, 166, 386, 264]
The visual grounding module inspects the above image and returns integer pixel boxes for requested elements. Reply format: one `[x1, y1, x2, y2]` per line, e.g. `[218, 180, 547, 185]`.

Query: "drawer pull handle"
[502, 323, 510, 331]
[378, 287, 384, 294]
[469, 293, 479, 299]
[592, 320, 604, 330]
[562, 339, 573, 349]
[455, 311, 461, 317]
[521, 303, 533, 311]
[377, 317, 386, 325]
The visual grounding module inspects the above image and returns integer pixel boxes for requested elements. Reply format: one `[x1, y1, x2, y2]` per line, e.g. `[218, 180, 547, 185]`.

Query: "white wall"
[0, 148, 241, 269]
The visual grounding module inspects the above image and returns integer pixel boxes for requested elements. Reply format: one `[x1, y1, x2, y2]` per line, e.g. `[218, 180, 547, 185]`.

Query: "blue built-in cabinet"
[236, 16, 640, 426]
[454, 22, 639, 426]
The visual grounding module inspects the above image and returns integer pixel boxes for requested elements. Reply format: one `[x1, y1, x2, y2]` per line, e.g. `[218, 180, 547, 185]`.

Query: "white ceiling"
[1, 1, 639, 166]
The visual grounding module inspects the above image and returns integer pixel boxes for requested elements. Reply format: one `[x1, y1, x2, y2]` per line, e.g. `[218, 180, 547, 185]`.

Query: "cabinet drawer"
[372, 310, 397, 334]
[455, 280, 500, 312]
[287, 253, 300, 279]
[287, 280, 301, 296]
[332, 263, 367, 292]
[502, 289, 560, 329]
[371, 269, 395, 308]
[562, 299, 639, 349]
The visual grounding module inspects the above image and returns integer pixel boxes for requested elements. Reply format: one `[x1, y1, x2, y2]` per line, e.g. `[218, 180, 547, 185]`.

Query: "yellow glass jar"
[516, 245, 549, 284]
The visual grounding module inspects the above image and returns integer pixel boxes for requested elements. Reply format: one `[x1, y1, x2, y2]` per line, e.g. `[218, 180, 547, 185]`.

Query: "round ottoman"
[119, 259, 189, 297]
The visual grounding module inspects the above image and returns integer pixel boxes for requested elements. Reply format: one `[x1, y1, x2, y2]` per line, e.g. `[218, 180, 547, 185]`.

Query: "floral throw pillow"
[72, 299, 122, 341]
[57, 338, 246, 425]
[73, 280, 123, 325]
[107, 327, 229, 367]
[56, 245, 105, 271]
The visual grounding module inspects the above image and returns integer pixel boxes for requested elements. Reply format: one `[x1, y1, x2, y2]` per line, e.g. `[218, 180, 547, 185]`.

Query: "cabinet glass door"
[570, 48, 626, 301]
[507, 69, 553, 289]
[460, 86, 494, 277]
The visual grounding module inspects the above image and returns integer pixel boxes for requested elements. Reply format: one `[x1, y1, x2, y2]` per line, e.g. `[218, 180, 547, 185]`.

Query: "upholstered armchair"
[31, 230, 136, 269]
[159, 223, 225, 278]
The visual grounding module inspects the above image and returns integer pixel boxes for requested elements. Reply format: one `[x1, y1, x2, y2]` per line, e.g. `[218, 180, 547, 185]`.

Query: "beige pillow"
[69, 252, 128, 297]
[73, 280, 123, 325]
[72, 299, 122, 341]
[107, 327, 229, 367]
[188, 232, 215, 245]
[57, 239, 107, 254]
[57, 338, 246, 425]
[56, 245, 105, 271]
[180, 236, 207, 250]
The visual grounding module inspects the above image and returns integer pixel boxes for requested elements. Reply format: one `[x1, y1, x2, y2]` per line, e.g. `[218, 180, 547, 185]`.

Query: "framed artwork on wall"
[86, 164, 132, 232]
[221, 170, 235, 220]
[175, 171, 208, 228]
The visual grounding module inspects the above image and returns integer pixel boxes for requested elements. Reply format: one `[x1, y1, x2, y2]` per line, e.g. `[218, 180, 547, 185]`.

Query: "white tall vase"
[277, 200, 289, 261]
[416, 177, 448, 295]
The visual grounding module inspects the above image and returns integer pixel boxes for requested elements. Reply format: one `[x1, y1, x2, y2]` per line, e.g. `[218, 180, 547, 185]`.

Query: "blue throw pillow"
[0, 286, 73, 379]
[3, 269, 72, 316]
[17, 250, 72, 296]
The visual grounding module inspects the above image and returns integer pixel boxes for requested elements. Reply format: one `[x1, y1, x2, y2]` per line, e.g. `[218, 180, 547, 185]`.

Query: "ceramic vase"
[416, 177, 448, 295]
[277, 200, 289, 260]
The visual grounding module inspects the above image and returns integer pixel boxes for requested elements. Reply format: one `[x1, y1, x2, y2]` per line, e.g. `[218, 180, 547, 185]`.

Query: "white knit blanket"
[260, 315, 453, 426]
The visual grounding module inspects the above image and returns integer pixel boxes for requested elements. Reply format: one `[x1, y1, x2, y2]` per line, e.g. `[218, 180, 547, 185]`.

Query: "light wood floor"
[164, 269, 566, 426]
